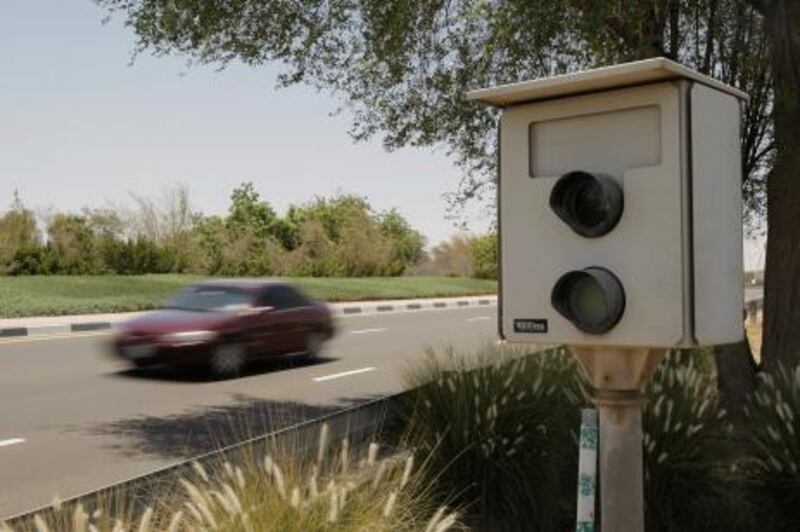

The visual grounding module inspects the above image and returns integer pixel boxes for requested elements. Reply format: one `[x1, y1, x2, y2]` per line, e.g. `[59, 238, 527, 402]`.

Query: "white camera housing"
[469, 58, 746, 348]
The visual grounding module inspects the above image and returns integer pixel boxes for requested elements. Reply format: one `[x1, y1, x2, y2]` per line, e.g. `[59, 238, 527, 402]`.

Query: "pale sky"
[0, 1, 764, 269]
[0, 0, 487, 248]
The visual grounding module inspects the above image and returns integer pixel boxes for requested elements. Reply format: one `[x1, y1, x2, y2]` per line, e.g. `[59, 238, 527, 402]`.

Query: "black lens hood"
[549, 171, 623, 238]
[551, 266, 626, 334]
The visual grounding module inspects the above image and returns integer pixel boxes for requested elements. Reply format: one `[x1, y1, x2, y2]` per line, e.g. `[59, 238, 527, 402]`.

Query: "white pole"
[576, 408, 598, 532]
[596, 391, 646, 532]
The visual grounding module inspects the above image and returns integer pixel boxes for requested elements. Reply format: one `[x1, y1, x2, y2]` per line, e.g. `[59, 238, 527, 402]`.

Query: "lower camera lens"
[551, 267, 625, 334]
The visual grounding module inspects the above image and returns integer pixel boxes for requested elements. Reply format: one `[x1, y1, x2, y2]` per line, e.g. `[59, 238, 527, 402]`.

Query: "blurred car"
[112, 279, 336, 378]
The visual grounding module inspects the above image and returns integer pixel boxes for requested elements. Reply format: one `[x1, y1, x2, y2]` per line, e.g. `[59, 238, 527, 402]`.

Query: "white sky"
[0, 0, 487, 248]
[0, 1, 764, 268]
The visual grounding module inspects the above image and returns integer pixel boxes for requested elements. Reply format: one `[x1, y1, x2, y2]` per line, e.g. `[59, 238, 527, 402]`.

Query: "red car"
[112, 280, 336, 378]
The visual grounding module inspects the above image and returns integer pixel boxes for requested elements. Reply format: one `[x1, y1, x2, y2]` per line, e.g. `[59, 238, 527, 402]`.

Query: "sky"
[0, 1, 765, 268]
[0, 0, 486, 248]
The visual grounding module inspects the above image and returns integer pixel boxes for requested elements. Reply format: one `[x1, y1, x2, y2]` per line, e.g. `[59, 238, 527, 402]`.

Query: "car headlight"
[160, 331, 218, 345]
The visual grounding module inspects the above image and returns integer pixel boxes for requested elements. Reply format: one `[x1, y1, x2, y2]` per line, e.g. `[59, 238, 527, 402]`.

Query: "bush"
[6, 426, 459, 532]
[741, 365, 800, 530]
[400, 344, 587, 531]
[1, 186, 427, 278]
[0, 192, 40, 273]
[401, 345, 764, 531]
[468, 234, 497, 280]
[410, 235, 474, 277]
[642, 350, 750, 531]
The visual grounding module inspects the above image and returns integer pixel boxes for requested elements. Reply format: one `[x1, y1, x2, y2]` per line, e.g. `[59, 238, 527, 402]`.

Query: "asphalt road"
[0, 305, 498, 518]
[0, 287, 764, 518]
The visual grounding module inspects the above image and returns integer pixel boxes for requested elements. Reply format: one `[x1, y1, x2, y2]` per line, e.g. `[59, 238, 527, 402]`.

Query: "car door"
[278, 285, 314, 352]
[255, 286, 301, 355]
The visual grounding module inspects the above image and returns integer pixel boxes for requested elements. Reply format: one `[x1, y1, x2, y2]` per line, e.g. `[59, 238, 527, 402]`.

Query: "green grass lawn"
[0, 275, 497, 318]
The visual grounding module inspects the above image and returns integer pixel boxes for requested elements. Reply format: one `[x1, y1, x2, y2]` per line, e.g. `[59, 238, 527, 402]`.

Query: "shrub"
[741, 365, 800, 530]
[468, 234, 497, 280]
[0, 192, 40, 273]
[401, 345, 760, 531]
[642, 350, 750, 531]
[410, 235, 474, 277]
[5, 426, 459, 532]
[400, 344, 587, 531]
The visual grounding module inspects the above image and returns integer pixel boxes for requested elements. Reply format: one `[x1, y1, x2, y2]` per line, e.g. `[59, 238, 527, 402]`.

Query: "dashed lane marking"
[349, 328, 388, 335]
[312, 367, 376, 382]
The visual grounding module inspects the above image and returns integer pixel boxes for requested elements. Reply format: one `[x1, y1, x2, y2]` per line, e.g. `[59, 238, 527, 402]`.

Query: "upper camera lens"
[550, 171, 623, 237]
[569, 179, 607, 229]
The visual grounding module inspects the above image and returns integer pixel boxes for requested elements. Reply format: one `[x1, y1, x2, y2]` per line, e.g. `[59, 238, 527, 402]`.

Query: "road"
[0, 287, 763, 518]
[0, 306, 498, 518]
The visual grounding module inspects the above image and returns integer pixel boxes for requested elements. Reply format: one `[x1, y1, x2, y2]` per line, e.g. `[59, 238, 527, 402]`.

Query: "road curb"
[0, 295, 497, 339]
[330, 295, 496, 318]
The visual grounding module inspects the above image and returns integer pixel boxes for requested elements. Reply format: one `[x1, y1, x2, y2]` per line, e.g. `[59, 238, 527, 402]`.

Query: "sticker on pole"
[513, 319, 548, 334]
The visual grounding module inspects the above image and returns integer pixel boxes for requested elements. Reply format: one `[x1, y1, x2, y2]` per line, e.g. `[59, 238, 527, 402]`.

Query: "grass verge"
[0, 275, 496, 318]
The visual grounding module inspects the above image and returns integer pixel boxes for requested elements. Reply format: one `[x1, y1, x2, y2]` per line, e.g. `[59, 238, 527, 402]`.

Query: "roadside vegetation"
[397, 342, 798, 531]
[0, 275, 496, 318]
[0, 185, 496, 281]
[2, 427, 459, 532]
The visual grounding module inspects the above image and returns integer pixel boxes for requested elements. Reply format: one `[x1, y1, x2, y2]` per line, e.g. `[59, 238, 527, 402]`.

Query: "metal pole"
[595, 390, 645, 532]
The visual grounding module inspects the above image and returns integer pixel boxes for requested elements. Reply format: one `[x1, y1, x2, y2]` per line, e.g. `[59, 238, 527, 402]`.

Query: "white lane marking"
[0, 438, 25, 448]
[312, 366, 376, 382]
[466, 316, 491, 322]
[349, 327, 388, 335]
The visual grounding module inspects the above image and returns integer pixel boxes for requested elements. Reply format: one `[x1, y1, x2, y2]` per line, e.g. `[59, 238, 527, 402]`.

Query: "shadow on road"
[79, 391, 386, 461]
[110, 354, 338, 383]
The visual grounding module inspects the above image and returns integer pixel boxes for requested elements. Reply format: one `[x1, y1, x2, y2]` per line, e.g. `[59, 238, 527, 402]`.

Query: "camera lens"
[550, 171, 623, 237]
[551, 267, 625, 334]
[570, 180, 606, 228]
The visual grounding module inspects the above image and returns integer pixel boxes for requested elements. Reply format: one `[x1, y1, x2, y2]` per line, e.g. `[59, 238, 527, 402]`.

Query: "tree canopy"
[97, 0, 773, 224]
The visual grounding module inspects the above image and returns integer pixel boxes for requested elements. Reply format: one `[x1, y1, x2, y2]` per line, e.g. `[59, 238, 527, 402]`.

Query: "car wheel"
[304, 331, 326, 361]
[210, 343, 246, 379]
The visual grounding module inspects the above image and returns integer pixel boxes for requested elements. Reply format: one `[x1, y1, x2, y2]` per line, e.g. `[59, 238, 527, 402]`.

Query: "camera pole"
[571, 346, 665, 532]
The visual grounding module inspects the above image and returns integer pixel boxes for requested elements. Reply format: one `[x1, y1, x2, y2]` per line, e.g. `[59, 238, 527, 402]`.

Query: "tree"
[46, 214, 99, 274]
[469, 233, 498, 280]
[97, 0, 797, 367]
[378, 209, 426, 273]
[758, 1, 800, 371]
[0, 191, 40, 272]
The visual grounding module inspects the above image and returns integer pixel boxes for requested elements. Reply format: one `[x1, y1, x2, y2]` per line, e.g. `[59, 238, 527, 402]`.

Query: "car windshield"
[164, 287, 254, 312]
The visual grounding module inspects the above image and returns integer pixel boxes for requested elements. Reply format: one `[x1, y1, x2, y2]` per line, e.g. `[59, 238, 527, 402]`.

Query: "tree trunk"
[714, 337, 759, 416]
[761, 0, 800, 371]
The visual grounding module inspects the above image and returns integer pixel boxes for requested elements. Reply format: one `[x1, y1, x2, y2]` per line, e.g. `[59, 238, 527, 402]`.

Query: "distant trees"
[0, 184, 429, 278]
[0, 191, 39, 270]
[411, 234, 498, 280]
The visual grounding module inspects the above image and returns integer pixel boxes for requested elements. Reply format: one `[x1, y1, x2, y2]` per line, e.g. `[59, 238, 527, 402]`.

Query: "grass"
[399, 344, 587, 531]
[0, 275, 497, 318]
[4, 424, 459, 532]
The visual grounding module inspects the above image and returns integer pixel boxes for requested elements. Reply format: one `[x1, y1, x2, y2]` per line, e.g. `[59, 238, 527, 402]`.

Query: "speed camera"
[468, 58, 746, 348]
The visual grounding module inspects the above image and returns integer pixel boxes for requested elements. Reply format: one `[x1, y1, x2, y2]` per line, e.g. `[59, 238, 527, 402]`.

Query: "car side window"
[283, 286, 310, 308]
[258, 286, 308, 310]
[256, 288, 278, 309]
